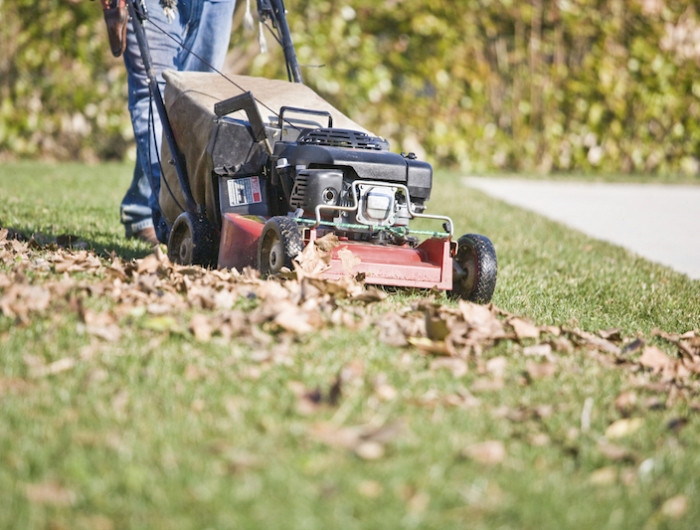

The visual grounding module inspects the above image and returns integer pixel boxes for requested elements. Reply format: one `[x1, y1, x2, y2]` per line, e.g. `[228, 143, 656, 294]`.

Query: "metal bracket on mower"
[313, 180, 455, 238]
[277, 106, 333, 129]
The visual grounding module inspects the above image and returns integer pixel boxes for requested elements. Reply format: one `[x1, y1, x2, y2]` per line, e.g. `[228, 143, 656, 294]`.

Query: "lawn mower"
[128, 0, 497, 303]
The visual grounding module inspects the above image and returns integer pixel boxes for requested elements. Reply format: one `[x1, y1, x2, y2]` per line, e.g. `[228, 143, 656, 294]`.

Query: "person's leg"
[180, 0, 236, 72]
[122, 0, 186, 244]
[122, 0, 235, 244]
[119, 160, 156, 239]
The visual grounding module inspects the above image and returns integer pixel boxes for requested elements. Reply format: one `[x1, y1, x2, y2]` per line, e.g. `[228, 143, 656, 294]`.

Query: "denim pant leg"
[181, 0, 236, 73]
[119, 160, 154, 236]
[121, 0, 181, 242]
[121, 0, 236, 244]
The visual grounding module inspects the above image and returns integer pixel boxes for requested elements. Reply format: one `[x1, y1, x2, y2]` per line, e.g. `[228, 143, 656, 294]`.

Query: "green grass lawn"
[1, 162, 699, 530]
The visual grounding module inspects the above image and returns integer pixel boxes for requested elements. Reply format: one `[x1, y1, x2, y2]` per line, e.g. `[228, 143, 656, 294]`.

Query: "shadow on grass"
[1, 223, 157, 261]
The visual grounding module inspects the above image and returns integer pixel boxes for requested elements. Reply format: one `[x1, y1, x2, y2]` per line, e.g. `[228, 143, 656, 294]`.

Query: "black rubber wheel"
[258, 216, 303, 276]
[167, 212, 218, 267]
[451, 233, 497, 304]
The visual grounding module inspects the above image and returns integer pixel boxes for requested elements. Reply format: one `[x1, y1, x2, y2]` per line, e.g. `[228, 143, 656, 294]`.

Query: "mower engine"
[273, 127, 434, 244]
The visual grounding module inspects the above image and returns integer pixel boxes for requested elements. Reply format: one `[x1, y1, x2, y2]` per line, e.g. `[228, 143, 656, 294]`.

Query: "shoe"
[131, 226, 160, 246]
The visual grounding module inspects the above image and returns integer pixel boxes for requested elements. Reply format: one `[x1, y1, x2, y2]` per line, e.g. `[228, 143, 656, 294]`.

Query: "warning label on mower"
[227, 177, 262, 207]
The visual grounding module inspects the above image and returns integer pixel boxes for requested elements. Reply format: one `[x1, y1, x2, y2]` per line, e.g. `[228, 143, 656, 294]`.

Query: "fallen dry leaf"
[25, 481, 75, 506]
[310, 420, 403, 458]
[408, 336, 451, 356]
[526, 361, 557, 379]
[606, 418, 644, 439]
[589, 467, 617, 485]
[430, 357, 468, 378]
[274, 306, 315, 334]
[406, 490, 430, 514]
[638, 346, 677, 376]
[30, 357, 75, 378]
[550, 336, 574, 354]
[462, 440, 506, 465]
[661, 494, 689, 519]
[508, 317, 540, 340]
[189, 314, 213, 341]
[355, 441, 385, 460]
[470, 378, 505, 392]
[568, 329, 621, 355]
[288, 381, 323, 415]
[598, 441, 634, 462]
[522, 343, 554, 360]
[372, 374, 398, 401]
[598, 328, 622, 342]
[357, 480, 383, 498]
[528, 433, 550, 446]
[614, 391, 638, 415]
[485, 356, 507, 379]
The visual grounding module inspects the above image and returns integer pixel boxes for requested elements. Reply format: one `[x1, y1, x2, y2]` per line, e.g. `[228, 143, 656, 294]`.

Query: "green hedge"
[3, 0, 700, 174]
[0, 0, 131, 161]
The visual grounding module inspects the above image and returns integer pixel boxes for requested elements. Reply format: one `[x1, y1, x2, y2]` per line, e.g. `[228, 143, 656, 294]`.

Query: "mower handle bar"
[278, 107, 333, 129]
[257, 0, 303, 83]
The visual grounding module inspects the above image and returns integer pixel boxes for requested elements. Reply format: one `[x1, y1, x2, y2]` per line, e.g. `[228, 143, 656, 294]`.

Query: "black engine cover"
[274, 133, 432, 201]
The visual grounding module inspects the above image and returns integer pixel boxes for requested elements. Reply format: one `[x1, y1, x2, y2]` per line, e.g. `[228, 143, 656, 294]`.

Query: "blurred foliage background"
[2, 0, 700, 174]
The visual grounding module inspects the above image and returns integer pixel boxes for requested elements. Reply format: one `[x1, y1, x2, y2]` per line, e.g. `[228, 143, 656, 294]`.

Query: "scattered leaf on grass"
[550, 337, 574, 354]
[598, 328, 622, 342]
[638, 346, 679, 377]
[310, 421, 403, 459]
[462, 440, 506, 465]
[485, 356, 507, 379]
[408, 337, 450, 356]
[25, 481, 75, 506]
[598, 441, 634, 462]
[471, 378, 505, 392]
[31, 358, 76, 378]
[606, 418, 644, 439]
[372, 374, 398, 401]
[355, 441, 385, 460]
[190, 314, 213, 342]
[406, 490, 430, 514]
[357, 480, 383, 498]
[528, 433, 550, 446]
[508, 317, 540, 340]
[289, 381, 323, 415]
[86, 323, 122, 342]
[614, 391, 637, 415]
[430, 358, 468, 378]
[522, 343, 553, 359]
[661, 494, 689, 519]
[526, 361, 557, 379]
[568, 329, 621, 355]
[589, 467, 617, 485]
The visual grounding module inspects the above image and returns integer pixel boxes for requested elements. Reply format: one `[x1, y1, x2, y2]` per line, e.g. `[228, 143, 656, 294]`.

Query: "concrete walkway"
[464, 177, 700, 280]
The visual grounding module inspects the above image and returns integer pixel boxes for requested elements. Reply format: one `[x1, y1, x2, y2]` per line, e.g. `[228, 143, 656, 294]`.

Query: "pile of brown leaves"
[2, 227, 699, 398]
[0, 229, 385, 342]
[378, 297, 700, 396]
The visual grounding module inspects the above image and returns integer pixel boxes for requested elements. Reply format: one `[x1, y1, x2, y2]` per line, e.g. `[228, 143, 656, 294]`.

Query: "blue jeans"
[119, 0, 236, 242]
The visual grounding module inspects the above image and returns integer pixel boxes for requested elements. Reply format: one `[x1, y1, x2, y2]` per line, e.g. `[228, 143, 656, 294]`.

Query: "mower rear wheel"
[258, 216, 303, 276]
[451, 233, 497, 304]
[167, 212, 218, 267]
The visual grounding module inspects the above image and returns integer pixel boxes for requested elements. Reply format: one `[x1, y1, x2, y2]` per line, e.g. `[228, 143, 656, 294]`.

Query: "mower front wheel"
[451, 233, 497, 304]
[258, 216, 303, 276]
[167, 212, 218, 267]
